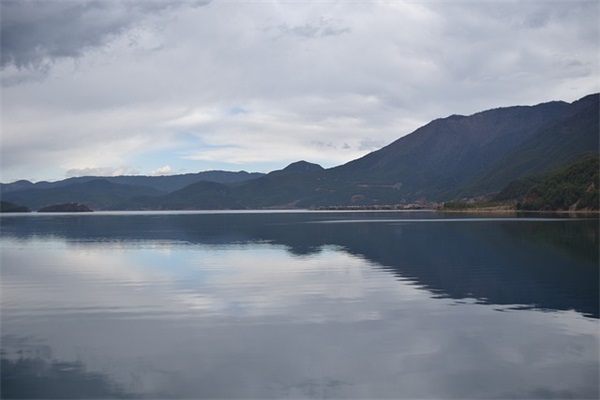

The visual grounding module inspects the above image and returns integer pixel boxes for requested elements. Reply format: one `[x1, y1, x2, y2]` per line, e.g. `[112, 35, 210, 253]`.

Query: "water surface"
[1, 211, 598, 398]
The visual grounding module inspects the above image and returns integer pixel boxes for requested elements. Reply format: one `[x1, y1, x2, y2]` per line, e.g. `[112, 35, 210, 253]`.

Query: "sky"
[1, 0, 598, 183]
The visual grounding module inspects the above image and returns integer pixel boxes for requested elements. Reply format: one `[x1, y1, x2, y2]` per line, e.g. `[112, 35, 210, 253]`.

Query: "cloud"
[65, 165, 140, 178]
[150, 165, 173, 176]
[358, 139, 387, 152]
[1, 0, 598, 182]
[0, 0, 210, 70]
[268, 17, 351, 40]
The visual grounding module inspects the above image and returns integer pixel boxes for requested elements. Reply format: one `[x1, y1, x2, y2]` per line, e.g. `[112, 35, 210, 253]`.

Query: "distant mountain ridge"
[0, 170, 265, 193]
[2, 94, 598, 210]
[0, 170, 265, 211]
[2, 179, 164, 211]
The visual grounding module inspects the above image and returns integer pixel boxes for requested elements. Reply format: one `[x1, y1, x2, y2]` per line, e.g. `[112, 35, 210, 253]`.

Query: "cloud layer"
[1, 0, 598, 182]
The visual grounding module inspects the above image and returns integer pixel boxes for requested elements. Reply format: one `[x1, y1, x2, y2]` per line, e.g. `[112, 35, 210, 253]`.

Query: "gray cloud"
[270, 17, 351, 40]
[0, 0, 209, 69]
[358, 139, 386, 152]
[311, 141, 338, 149]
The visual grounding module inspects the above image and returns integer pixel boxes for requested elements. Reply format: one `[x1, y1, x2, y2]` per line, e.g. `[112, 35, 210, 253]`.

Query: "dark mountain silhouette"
[0, 180, 36, 192]
[1, 179, 164, 211]
[0, 201, 30, 213]
[2, 94, 597, 209]
[121, 181, 242, 210]
[269, 160, 325, 176]
[0, 170, 264, 193]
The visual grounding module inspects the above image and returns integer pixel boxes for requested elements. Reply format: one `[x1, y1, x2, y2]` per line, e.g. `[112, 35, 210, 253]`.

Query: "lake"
[1, 211, 598, 399]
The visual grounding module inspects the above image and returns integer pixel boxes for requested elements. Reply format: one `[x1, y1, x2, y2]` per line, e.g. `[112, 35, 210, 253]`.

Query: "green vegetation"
[517, 153, 599, 211]
[442, 153, 599, 212]
[494, 177, 541, 201]
[442, 200, 514, 211]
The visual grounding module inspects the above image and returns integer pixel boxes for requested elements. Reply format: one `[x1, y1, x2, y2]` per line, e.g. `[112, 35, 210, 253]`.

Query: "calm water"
[1, 211, 598, 399]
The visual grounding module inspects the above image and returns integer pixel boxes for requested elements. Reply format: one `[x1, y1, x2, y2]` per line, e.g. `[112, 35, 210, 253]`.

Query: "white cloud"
[150, 165, 173, 176]
[65, 165, 140, 178]
[1, 0, 598, 182]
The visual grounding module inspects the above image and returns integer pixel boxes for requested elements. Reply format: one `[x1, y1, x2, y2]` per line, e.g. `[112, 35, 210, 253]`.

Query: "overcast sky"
[1, 0, 598, 183]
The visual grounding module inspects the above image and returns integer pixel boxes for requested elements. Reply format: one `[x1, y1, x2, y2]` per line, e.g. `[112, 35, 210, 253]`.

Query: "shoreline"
[440, 207, 599, 215]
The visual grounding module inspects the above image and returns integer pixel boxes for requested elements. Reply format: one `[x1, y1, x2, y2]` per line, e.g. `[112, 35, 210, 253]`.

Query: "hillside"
[0, 201, 31, 213]
[1, 170, 265, 211]
[0, 170, 264, 193]
[445, 153, 599, 212]
[328, 94, 598, 201]
[455, 94, 599, 198]
[515, 153, 599, 211]
[1, 179, 164, 210]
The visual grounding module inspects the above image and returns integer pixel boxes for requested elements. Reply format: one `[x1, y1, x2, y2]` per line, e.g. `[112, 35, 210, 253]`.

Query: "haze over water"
[1, 211, 598, 398]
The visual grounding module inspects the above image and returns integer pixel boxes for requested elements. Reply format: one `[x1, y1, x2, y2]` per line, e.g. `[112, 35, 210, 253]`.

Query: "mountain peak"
[283, 160, 323, 171]
[280, 161, 324, 174]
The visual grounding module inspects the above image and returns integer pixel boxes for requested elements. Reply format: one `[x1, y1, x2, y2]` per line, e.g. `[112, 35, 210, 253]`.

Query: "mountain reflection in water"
[1, 335, 132, 399]
[3, 211, 597, 317]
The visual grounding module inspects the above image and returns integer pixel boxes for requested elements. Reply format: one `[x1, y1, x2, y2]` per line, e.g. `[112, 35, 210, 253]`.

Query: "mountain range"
[2, 93, 598, 211]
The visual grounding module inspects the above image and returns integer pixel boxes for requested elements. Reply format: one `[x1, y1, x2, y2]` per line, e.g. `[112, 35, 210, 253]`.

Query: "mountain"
[328, 94, 598, 201]
[454, 94, 599, 197]
[119, 181, 243, 210]
[142, 162, 327, 210]
[2, 94, 597, 210]
[0, 170, 265, 211]
[0, 201, 31, 213]
[1, 179, 164, 210]
[268, 160, 325, 177]
[0, 180, 36, 192]
[0, 170, 264, 193]
[445, 153, 599, 212]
